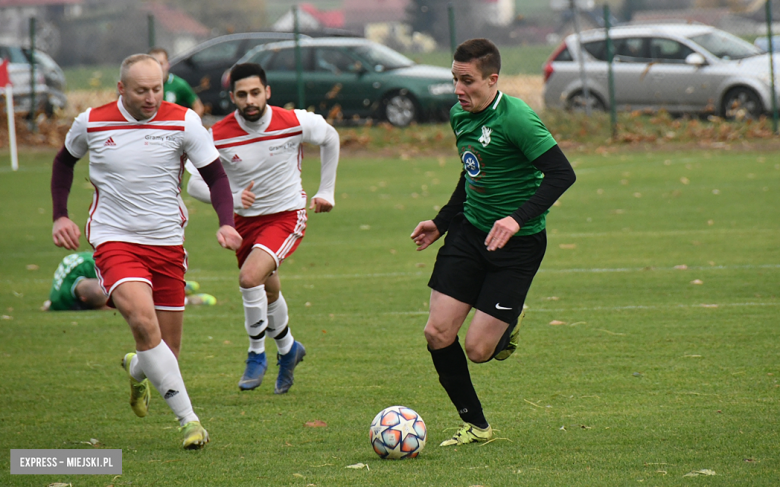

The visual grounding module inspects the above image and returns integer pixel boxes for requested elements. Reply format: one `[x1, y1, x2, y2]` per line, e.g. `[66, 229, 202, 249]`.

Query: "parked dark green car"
[220, 38, 457, 126]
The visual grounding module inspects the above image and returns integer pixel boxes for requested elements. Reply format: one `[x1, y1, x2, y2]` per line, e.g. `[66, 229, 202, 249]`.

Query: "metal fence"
[548, 1, 779, 134]
[1, 1, 778, 133]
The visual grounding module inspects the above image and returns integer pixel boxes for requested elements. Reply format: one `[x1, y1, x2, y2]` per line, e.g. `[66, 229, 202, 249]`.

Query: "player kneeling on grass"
[411, 39, 576, 447]
[187, 63, 339, 395]
[51, 53, 242, 450]
[43, 252, 216, 311]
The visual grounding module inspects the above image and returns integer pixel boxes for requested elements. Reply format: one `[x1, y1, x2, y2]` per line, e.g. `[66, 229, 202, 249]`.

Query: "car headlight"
[429, 83, 455, 96]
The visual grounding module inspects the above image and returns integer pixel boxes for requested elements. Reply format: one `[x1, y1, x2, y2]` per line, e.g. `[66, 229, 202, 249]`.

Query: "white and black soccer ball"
[369, 405, 427, 459]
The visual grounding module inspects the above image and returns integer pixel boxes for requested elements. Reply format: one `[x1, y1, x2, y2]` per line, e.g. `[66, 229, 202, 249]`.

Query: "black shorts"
[428, 214, 547, 326]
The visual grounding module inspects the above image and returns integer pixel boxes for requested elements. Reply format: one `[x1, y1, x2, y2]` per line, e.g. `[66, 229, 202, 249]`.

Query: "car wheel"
[722, 87, 762, 120]
[566, 91, 605, 112]
[383, 91, 417, 127]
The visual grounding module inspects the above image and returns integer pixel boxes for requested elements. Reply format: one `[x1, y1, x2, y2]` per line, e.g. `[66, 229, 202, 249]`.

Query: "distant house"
[142, 3, 210, 56]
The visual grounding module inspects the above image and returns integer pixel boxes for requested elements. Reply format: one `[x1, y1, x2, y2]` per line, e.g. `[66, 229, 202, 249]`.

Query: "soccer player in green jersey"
[46, 251, 108, 311]
[44, 252, 216, 311]
[149, 48, 205, 117]
[411, 38, 576, 447]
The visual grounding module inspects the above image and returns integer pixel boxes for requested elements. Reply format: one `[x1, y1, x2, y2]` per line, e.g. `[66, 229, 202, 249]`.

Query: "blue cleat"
[274, 341, 306, 394]
[238, 351, 267, 391]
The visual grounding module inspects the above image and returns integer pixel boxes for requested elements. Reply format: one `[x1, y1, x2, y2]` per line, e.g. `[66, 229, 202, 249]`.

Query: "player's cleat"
[186, 293, 216, 306]
[439, 422, 493, 447]
[121, 352, 150, 418]
[184, 281, 200, 296]
[495, 308, 526, 361]
[238, 351, 267, 391]
[274, 341, 306, 394]
[180, 421, 209, 450]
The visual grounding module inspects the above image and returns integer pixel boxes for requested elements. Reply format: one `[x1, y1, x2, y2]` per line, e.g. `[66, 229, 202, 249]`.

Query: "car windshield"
[688, 31, 760, 60]
[350, 43, 414, 71]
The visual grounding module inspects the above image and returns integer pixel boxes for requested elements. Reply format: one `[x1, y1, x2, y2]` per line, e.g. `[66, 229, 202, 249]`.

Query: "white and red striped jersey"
[65, 98, 219, 247]
[187, 106, 339, 217]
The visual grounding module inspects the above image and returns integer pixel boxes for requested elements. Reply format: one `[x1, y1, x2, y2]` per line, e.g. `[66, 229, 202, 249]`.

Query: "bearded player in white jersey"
[51, 54, 242, 449]
[187, 63, 339, 394]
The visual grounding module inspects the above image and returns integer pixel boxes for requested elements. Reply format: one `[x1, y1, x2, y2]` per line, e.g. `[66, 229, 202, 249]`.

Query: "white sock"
[241, 285, 267, 354]
[129, 354, 145, 382]
[136, 341, 199, 426]
[267, 293, 294, 355]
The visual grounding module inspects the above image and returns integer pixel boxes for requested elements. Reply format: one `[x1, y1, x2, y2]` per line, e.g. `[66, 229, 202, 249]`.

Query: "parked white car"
[543, 24, 780, 119]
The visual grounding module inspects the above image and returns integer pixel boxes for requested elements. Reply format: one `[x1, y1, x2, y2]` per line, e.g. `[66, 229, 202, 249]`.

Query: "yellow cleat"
[184, 281, 200, 296]
[180, 421, 210, 450]
[495, 307, 526, 361]
[186, 293, 216, 306]
[440, 422, 493, 447]
[121, 353, 150, 418]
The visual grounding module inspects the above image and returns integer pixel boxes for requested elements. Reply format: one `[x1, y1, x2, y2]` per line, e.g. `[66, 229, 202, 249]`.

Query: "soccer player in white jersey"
[187, 63, 339, 394]
[50, 54, 242, 450]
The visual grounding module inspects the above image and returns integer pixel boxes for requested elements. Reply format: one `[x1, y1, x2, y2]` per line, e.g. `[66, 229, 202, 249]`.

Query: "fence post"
[293, 5, 305, 109]
[28, 17, 36, 130]
[604, 4, 617, 138]
[148, 14, 156, 50]
[448, 3, 456, 56]
[570, 0, 590, 116]
[767, 0, 778, 134]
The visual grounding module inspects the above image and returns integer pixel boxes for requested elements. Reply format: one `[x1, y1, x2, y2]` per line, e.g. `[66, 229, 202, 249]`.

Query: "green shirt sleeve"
[505, 99, 556, 162]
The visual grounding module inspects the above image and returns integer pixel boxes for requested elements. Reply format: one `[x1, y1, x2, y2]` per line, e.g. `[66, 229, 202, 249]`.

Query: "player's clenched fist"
[52, 217, 81, 250]
[217, 225, 243, 250]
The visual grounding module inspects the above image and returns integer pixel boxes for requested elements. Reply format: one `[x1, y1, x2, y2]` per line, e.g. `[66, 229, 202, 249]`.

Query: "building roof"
[300, 3, 344, 29]
[142, 3, 210, 37]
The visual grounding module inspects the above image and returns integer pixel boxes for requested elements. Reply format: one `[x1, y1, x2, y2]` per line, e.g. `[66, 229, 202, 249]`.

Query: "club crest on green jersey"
[479, 126, 492, 147]
[462, 150, 480, 177]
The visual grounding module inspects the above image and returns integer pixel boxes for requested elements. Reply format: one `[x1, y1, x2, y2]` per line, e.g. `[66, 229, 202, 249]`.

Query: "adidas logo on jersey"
[104, 137, 116, 147]
[231, 153, 242, 162]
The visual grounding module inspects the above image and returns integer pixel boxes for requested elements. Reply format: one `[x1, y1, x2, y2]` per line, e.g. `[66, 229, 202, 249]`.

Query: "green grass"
[1, 144, 779, 486]
[62, 64, 119, 92]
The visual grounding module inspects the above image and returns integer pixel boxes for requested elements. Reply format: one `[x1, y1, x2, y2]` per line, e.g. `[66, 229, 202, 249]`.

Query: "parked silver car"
[0, 45, 66, 115]
[543, 24, 780, 119]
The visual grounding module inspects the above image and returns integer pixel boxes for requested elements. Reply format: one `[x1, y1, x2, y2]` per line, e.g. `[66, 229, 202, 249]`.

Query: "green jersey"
[450, 91, 557, 236]
[49, 252, 97, 311]
[163, 73, 198, 109]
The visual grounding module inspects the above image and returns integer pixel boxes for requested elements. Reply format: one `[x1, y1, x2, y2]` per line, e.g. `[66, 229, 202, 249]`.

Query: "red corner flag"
[0, 59, 9, 87]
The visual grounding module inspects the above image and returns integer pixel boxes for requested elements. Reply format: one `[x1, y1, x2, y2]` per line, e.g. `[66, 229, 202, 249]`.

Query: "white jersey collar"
[117, 96, 158, 123]
[235, 105, 273, 133]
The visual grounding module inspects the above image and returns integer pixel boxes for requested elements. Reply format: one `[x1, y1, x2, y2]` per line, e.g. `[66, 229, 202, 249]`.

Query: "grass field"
[1, 143, 779, 486]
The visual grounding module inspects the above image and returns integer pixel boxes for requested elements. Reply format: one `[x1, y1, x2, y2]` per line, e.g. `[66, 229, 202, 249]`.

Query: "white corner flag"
[0, 59, 18, 171]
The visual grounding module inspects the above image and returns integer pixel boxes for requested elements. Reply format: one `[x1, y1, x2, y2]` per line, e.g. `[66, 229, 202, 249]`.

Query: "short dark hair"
[148, 47, 169, 59]
[230, 63, 267, 91]
[453, 38, 501, 78]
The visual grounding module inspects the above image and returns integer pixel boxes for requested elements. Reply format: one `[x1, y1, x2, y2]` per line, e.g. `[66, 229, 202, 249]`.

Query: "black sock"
[429, 337, 488, 428]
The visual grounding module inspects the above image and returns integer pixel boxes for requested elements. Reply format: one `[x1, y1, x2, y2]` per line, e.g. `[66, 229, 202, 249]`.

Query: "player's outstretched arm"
[186, 169, 212, 204]
[411, 220, 441, 251]
[300, 110, 339, 212]
[51, 146, 81, 249]
[196, 158, 242, 250]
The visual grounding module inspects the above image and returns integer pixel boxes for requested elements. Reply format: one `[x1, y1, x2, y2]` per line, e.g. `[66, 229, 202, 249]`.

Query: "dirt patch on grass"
[498, 74, 544, 112]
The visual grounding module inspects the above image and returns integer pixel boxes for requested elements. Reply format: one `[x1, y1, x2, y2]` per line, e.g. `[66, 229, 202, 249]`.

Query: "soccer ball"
[369, 406, 427, 459]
